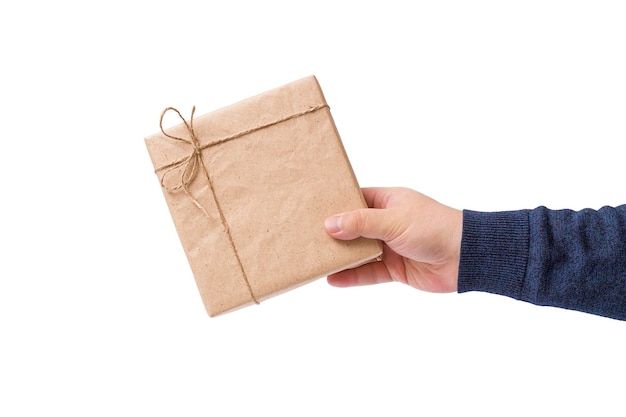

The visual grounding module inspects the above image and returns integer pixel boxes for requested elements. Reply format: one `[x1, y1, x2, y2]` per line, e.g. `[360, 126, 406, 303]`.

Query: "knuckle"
[353, 209, 368, 234]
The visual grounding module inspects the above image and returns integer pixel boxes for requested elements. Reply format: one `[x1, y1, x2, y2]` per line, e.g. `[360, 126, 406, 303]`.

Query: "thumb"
[324, 208, 400, 241]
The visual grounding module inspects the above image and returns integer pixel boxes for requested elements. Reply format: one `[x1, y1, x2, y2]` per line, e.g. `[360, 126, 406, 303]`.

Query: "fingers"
[327, 244, 405, 287]
[327, 260, 393, 287]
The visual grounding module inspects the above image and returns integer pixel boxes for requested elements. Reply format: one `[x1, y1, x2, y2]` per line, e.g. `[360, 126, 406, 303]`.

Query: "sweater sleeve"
[457, 205, 626, 321]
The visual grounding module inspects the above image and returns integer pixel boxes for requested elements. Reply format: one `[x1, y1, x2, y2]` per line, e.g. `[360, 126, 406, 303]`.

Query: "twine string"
[154, 103, 328, 305]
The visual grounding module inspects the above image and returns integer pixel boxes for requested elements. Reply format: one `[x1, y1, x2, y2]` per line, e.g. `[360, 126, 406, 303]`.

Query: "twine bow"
[156, 106, 202, 193]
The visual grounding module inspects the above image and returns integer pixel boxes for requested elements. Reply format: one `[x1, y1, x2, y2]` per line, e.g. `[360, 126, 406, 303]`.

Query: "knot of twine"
[155, 103, 328, 306]
[156, 106, 203, 194]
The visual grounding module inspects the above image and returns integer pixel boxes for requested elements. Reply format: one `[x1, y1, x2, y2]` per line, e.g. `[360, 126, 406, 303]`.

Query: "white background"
[1, 1, 625, 415]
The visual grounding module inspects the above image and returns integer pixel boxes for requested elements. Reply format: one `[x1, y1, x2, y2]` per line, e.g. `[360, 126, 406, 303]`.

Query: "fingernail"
[324, 214, 342, 233]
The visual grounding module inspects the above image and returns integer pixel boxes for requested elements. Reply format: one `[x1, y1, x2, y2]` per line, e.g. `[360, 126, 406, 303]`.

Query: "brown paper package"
[145, 76, 383, 316]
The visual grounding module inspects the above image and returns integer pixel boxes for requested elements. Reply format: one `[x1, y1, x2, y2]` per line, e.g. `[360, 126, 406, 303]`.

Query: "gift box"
[145, 76, 382, 316]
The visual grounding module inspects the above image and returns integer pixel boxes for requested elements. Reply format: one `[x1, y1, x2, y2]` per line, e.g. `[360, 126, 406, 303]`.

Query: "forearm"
[458, 205, 626, 321]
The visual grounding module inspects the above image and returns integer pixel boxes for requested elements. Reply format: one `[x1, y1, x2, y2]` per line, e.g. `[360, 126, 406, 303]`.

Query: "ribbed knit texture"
[458, 206, 626, 321]
[458, 210, 530, 299]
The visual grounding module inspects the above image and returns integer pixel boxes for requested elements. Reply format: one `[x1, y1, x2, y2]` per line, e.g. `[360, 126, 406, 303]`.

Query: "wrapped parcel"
[145, 76, 382, 316]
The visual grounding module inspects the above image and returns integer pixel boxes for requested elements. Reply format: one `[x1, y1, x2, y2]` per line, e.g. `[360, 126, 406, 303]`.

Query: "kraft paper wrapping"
[145, 76, 382, 316]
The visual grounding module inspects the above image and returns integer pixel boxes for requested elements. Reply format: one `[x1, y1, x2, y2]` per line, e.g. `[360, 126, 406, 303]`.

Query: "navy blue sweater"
[458, 205, 626, 321]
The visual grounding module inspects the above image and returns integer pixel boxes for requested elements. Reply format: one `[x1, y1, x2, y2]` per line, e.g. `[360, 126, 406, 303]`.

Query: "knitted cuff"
[458, 209, 530, 300]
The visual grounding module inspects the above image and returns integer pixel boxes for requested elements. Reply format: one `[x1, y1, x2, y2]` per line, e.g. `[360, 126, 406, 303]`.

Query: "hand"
[324, 187, 462, 293]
